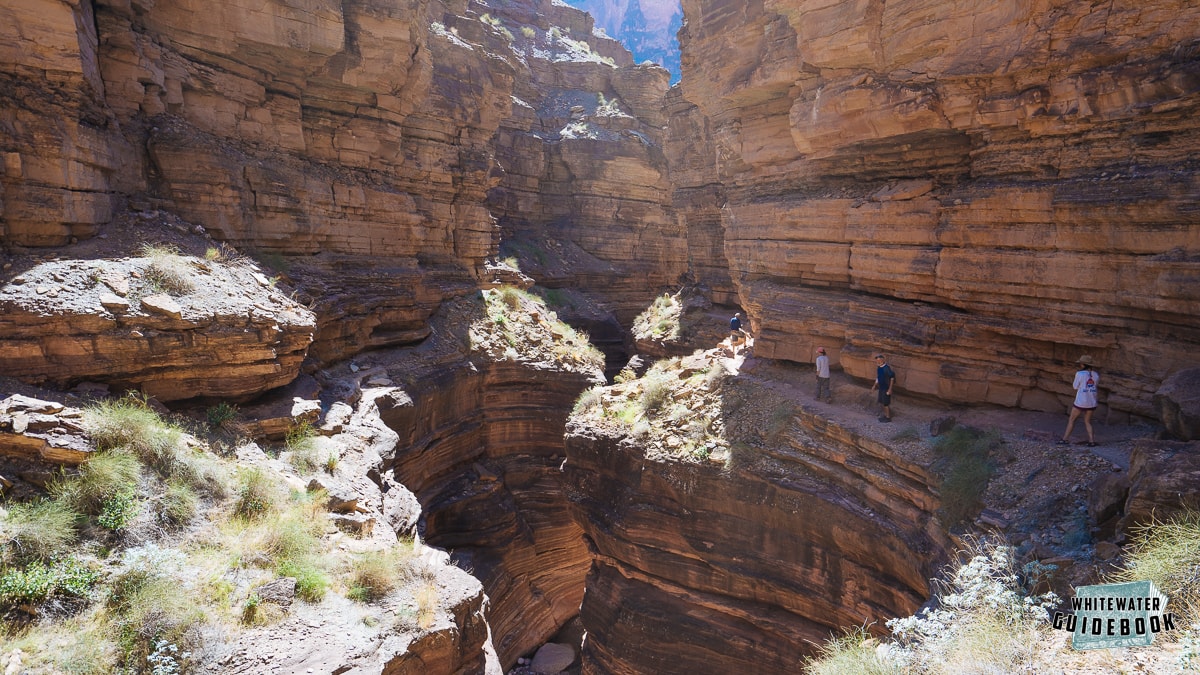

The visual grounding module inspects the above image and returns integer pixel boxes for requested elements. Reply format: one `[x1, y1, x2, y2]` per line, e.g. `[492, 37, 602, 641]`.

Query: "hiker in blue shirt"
[871, 353, 896, 422]
[730, 312, 746, 355]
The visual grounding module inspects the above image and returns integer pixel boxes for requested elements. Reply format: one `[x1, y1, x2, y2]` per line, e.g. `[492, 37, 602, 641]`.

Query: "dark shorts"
[1073, 405, 1096, 412]
[878, 391, 892, 405]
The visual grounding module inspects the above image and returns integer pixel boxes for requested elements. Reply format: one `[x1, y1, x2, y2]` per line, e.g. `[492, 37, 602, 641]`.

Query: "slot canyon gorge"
[1, 0, 1198, 673]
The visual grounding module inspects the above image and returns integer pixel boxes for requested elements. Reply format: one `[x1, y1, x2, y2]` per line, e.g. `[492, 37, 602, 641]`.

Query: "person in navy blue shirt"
[730, 312, 745, 355]
[871, 353, 896, 422]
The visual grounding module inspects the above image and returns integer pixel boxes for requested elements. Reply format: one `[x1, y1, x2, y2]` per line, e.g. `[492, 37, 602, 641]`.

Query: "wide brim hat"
[1077, 355, 1093, 366]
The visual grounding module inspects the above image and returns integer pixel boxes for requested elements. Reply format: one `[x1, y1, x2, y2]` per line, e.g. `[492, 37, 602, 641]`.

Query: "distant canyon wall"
[675, 0, 1200, 419]
[0, 0, 682, 392]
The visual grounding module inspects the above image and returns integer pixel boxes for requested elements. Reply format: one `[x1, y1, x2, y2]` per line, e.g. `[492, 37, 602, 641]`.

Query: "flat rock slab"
[141, 293, 182, 319]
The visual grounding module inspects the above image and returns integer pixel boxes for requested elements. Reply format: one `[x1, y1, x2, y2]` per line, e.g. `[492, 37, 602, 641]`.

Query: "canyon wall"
[1, 0, 682, 391]
[564, 401, 951, 673]
[369, 334, 600, 668]
[676, 0, 1200, 419]
[483, 2, 687, 326]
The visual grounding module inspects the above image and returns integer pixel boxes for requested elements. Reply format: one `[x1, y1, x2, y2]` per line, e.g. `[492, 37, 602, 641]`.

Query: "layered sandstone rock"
[0, 254, 313, 401]
[483, 1, 687, 324]
[675, 0, 1200, 419]
[343, 296, 604, 668]
[564, 382, 951, 673]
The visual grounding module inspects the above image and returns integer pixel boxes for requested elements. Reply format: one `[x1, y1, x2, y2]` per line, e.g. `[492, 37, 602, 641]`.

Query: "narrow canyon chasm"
[1, 0, 1199, 673]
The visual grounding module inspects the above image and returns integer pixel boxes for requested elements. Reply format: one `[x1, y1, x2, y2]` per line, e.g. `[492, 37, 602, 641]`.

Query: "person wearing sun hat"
[814, 346, 831, 403]
[1059, 355, 1100, 447]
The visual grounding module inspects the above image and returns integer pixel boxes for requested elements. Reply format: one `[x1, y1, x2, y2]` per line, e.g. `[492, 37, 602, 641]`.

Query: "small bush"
[931, 427, 1000, 529]
[0, 499, 78, 563]
[140, 243, 195, 295]
[0, 556, 99, 608]
[521, 26, 535, 38]
[278, 557, 329, 603]
[206, 402, 238, 430]
[97, 489, 139, 531]
[234, 468, 276, 519]
[1111, 509, 1200, 626]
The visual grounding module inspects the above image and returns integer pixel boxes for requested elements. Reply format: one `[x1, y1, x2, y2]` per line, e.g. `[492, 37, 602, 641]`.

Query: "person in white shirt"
[1059, 355, 1100, 447]
[814, 347, 831, 403]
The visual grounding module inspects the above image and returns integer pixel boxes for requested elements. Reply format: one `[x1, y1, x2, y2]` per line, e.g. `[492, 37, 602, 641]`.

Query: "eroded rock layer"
[367, 334, 601, 667]
[676, 0, 1200, 418]
[563, 405, 951, 673]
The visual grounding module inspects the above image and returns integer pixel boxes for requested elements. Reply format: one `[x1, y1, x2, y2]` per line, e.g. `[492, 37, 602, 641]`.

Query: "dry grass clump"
[140, 243, 195, 295]
[804, 627, 901, 675]
[415, 582, 439, 629]
[0, 499, 78, 563]
[50, 451, 141, 520]
[1110, 508, 1200, 626]
[347, 542, 423, 602]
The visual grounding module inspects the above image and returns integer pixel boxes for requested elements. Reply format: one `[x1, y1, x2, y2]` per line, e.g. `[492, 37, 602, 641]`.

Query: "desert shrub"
[348, 544, 422, 602]
[140, 243, 195, 295]
[639, 373, 672, 414]
[0, 556, 99, 608]
[521, 26, 535, 38]
[0, 499, 78, 563]
[84, 395, 186, 476]
[572, 387, 604, 415]
[107, 546, 203, 669]
[206, 402, 238, 430]
[1110, 509, 1200, 626]
[884, 540, 1057, 674]
[931, 427, 1000, 529]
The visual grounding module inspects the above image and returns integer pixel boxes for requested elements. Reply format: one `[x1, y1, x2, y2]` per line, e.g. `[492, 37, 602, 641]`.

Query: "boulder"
[1118, 440, 1200, 538]
[530, 643, 575, 674]
[1155, 367, 1200, 440]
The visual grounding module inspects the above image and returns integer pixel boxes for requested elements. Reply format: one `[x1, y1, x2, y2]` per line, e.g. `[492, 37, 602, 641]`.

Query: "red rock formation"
[675, 0, 1200, 419]
[563, 402, 952, 673]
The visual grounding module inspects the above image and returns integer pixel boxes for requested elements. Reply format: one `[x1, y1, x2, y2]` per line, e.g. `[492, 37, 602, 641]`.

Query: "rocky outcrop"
[0, 253, 314, 401]
[674, 0, 1200, 419]
[1155, 366, 1200, 441]
[564, 390, 951, 672]
[1120, 439, 1200, 535]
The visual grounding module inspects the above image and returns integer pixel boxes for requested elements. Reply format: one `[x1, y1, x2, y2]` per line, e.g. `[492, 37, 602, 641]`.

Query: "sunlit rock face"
[676, 0, 1200, 419]
[483, 0, 688, 327]
[563, 404, 951, 674]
